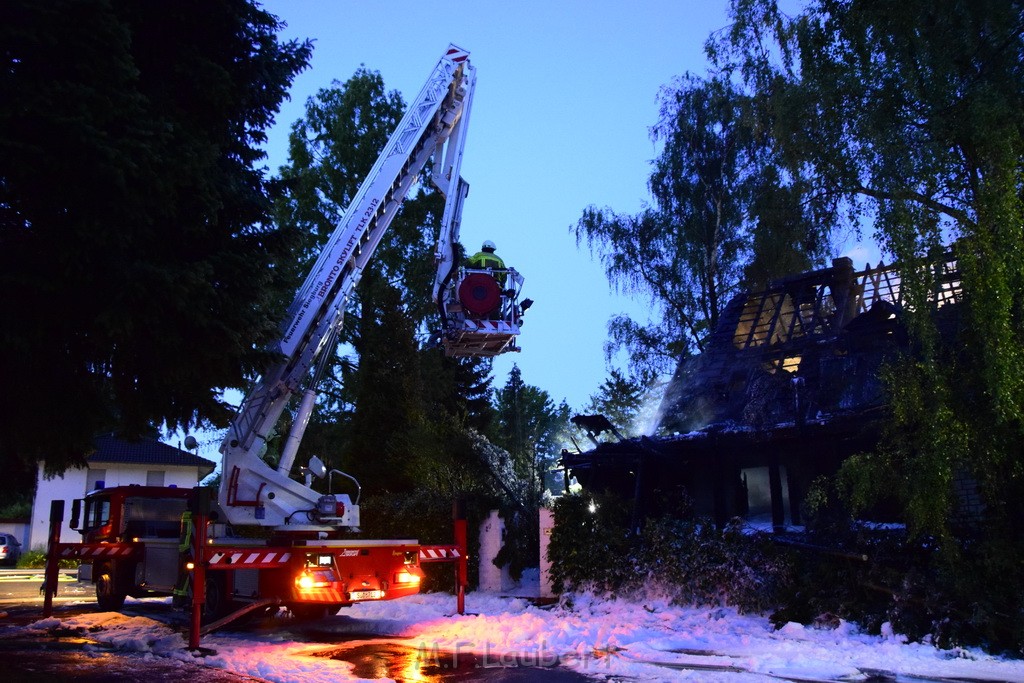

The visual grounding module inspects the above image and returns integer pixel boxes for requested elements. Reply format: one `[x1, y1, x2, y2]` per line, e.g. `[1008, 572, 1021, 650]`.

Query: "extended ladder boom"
[220, 45, 476, 529]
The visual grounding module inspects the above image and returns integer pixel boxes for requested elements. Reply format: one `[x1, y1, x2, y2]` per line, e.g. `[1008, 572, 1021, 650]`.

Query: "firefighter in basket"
[462, 240, 507, 318]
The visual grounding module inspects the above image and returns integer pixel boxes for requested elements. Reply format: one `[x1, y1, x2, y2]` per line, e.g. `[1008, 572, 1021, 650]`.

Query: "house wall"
[0, 521, 30, 548]
[30, 464, 88, 551]
[29, 463, 206, 550]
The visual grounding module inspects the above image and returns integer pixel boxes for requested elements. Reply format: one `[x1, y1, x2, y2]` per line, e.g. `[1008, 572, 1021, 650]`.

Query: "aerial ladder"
[44, 44, 521, 643]
[221, 43, 525, 530]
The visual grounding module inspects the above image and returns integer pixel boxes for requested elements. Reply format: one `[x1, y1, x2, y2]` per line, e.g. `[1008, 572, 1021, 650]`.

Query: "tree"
[575, 71, 827, 378]
[0, 0, 311, 472]
[719, 0, 1024, 648]
[490, 365, 571, 577]
[274, 69, 428, 490]
[344, 273, 428, 490]
[420, 353, 496, 435]
[276, 68, 441, 328]
[492, 365, 570, 505]
[270, 66, 513, 572]
[270, 69, 410, 479]
[583, 368, 659, 439]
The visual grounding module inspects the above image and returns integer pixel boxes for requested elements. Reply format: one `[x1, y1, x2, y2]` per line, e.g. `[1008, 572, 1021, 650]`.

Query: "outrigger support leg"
[42, 500, 64, 618]
[454, 498, 468, 616]
[188, 487, 211, 650]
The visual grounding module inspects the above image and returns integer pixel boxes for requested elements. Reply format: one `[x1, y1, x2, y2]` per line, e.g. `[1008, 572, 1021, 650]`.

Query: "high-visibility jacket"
[467, 250, 505, 271]
[466, 250, 506, 285]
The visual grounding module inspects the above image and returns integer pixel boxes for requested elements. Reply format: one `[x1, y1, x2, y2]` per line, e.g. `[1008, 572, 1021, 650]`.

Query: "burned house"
[563, 255, 963, 530]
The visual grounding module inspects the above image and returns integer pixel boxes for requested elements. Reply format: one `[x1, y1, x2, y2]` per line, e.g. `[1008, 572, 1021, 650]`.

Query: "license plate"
[349, 590, 383, 601]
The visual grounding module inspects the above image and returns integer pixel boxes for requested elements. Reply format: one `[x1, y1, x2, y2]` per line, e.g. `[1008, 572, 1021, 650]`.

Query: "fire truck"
[43, 44, 526, 639]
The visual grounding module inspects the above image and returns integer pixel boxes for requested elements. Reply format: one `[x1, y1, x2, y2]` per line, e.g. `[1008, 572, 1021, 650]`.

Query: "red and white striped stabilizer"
[419, 545, 462, 563]
[206, 550, 292, 570]
[454, 319, 518, 334]
[56, 543, 138, 559]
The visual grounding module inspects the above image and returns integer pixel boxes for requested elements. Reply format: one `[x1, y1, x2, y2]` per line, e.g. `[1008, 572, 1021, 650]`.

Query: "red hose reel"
[458, 273, 502, 316]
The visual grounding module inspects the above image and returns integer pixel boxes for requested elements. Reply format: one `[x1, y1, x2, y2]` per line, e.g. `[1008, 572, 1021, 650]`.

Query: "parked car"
[0, 534, 22, 566]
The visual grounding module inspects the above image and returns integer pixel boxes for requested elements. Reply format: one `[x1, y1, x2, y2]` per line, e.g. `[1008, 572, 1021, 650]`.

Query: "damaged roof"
[563, 255, 963, 513]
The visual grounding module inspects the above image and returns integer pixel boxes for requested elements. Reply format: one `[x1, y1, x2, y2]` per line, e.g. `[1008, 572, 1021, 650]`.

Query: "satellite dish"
[184, 435, 199, 450]
[307, 455, 327, 479]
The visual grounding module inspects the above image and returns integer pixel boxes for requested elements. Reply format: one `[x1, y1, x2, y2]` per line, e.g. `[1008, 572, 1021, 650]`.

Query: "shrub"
[17, 549, 77, 569]
[637, 517, 791, 613]
[548, 492, 635, 595]
[549, 492, 793, 613]
[552, 486, 1024, 654]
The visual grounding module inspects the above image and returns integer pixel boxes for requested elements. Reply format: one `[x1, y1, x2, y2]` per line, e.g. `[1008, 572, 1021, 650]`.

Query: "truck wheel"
[202, 575, 230, 623]
[289, 604, 327, 621]
[95, 567, 126, 611]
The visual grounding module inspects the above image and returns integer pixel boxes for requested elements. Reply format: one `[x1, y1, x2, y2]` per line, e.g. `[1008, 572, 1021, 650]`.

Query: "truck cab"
[72, 485, 195, 610]
[77, 485, 193, 542]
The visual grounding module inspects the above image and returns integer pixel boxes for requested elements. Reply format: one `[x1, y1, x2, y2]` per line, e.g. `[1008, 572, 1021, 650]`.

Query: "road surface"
[0, 568, 89, 604]
[0, 570, 594, 682]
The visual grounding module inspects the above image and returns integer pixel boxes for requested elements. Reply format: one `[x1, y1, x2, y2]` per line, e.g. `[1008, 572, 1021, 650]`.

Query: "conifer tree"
[0, 0, 311, 471]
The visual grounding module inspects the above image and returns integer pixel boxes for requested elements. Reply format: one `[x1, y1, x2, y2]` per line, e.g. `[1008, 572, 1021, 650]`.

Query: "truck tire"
[202, 574, 231, 624]
[95, 565, 126, 611]
[289, 603, 327, 621]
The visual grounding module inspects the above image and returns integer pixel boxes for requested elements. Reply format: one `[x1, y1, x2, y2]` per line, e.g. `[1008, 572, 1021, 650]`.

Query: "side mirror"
[307, 455, 327, 479]
[69, 499, 81, 530]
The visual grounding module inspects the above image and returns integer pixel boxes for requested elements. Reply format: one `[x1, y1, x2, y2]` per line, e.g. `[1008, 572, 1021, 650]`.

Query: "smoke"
[646, 353, 719, 437]
[630, 375, 672, 437]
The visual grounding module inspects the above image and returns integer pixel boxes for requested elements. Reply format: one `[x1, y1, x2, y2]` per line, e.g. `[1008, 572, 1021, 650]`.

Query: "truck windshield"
[84, 499, 111, 531]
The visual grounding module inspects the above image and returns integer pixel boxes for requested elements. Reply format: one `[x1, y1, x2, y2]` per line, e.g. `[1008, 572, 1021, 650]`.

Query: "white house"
[29, 433, 216, 550]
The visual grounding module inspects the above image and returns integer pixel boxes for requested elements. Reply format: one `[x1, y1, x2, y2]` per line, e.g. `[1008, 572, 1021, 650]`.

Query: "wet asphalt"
[0, 578, 595, 683]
